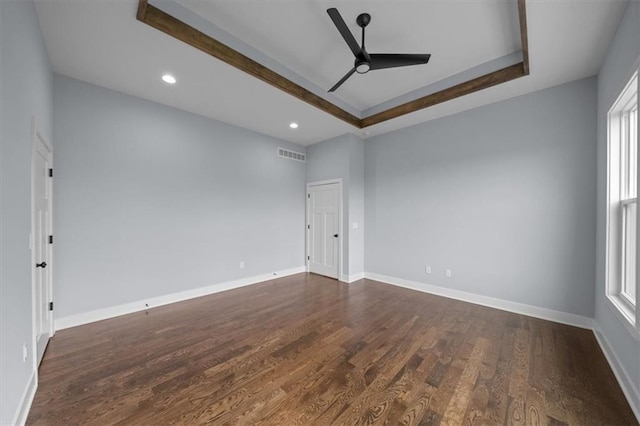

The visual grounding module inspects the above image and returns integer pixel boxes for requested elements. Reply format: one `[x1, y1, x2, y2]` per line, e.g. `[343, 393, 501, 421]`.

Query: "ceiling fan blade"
[328, 67, 356, 92]
[369, 54, 431, 70]
[327, 8, 361, 58]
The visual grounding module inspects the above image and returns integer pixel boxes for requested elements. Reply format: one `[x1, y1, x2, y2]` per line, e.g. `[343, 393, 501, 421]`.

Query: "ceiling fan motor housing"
[356, 13, 371, 28]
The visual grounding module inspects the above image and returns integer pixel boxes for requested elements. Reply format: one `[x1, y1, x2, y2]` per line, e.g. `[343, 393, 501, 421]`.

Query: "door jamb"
[306, 179, 343, 281]
[30, 117, 54, 373]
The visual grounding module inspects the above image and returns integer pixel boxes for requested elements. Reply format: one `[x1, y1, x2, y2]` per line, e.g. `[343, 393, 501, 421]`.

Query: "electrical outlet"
[239, 261, 245, 269]
[425, 266, 432, 274]
[445, 269, 452, 278]
[352, 222, 359, 229]
[22, 344, 28, 363]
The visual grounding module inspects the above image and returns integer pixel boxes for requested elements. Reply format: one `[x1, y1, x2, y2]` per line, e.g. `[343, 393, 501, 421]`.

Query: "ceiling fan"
[326, 8, 431, 92]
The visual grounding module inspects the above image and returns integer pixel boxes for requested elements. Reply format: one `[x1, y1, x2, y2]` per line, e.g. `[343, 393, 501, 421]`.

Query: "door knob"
[36, 262, 47, 268]
[334, 234, 339, 238]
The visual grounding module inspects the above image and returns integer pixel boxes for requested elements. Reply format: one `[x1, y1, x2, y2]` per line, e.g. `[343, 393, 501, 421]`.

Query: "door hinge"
[307, 224, 310, 229]
[49, 168, 53, 177]
[49, 235, 53, 244]
[49, 302, 53, 311]
[307, 194, 310, 198]
[307, 256, 310, 260]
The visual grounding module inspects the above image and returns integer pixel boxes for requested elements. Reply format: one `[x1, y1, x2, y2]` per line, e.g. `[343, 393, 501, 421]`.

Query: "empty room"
[1, 0, 639, 424]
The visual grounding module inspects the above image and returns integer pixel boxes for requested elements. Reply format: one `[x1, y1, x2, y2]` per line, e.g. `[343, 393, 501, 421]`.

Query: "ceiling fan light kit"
[356, 61, 370, 74]
[326, 8, 431, 92]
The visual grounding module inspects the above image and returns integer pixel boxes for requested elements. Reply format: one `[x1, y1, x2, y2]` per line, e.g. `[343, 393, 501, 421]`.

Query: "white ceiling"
[35, 0, 628, 146]
[177, 0, 521, 110]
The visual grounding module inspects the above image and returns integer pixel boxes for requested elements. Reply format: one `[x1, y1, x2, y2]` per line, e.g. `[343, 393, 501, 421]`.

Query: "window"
[607, 70, 638, 328]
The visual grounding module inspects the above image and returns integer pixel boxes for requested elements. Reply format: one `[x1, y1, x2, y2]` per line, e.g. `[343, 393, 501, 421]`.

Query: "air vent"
[278, 147, 306, 162]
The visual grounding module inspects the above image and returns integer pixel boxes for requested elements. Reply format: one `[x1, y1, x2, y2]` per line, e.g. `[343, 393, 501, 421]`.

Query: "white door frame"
[30, 117, 54, 371]
[306, 179, 343, 281]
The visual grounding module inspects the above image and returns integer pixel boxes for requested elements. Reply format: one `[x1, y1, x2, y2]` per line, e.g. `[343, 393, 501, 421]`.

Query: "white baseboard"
[340, 272, 365, 283]
[363, 272, 593, 329]
[363, 272, 640, 421]
[11, 370, 37, 426]
[55, 266, 306, 331]
[49, 268, 639, 422]
[592, 323, 640, 422]
[348, 272, 365, 283]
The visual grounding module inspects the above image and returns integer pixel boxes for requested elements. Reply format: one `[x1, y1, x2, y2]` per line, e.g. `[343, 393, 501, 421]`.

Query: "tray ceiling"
[35, 0, 627, 145]
[175, 0, 522, 111]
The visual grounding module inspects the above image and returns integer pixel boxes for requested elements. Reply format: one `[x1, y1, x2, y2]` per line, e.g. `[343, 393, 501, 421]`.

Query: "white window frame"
[606, 67, 639, 336]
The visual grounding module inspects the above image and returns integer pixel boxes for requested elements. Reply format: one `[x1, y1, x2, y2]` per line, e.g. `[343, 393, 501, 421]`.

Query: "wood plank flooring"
[27, 273, 637, 425]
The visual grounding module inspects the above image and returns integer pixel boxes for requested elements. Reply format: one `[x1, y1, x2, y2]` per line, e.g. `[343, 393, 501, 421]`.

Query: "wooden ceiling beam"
[361, 63, 526, 128]
[136, 0, 530, 130]
[518, 0, 530, 75]
[362, 0, 530, 127]
[137, 0, 361, 128]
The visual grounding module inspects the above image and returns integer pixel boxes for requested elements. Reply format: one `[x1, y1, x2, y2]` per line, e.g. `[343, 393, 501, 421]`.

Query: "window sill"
[606, 295, 640, 341]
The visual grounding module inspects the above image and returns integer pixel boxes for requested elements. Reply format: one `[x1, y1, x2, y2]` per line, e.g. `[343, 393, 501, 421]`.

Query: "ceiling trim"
[361, 62, 526, 127]
[136, 0, 361, 128]
[136, 0, 530, 130]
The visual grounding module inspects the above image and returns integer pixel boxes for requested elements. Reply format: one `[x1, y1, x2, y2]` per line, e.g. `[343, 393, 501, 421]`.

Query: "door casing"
[31, 117, 54, 368]
[306, 179, 343, 281]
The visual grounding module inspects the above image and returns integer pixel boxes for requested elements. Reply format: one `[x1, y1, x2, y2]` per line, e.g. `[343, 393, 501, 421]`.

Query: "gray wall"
[306, 133, 364, 278]
[595, 0, 640, 411]
[348, 137, 364, 277]
[365, 77, 597, 317]
[53, 75, 306, 319]
[0, 0, 53, 423]
[0, 2, 635, 421]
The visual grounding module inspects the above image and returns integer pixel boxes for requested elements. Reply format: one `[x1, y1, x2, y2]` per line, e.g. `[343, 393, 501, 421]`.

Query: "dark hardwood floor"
[27, 273, 636, 425]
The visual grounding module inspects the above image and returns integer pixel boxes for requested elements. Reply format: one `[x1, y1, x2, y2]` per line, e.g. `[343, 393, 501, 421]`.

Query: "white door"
[308, 182, 340, 279]
[32, 127, 53, 365]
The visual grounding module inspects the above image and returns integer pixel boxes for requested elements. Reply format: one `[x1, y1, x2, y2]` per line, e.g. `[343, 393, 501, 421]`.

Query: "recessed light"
[289, 122, 299, 129]
[162, 74, 176, 84]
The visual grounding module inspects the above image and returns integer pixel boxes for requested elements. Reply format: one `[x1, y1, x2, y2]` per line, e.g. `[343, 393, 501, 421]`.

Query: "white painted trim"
[11, 371, 37, 426]
[55, 266, 306, 331]
[307, 178, 344, 187]
[363, 272, 640, 419]
[30, 117, 53, 371]
[49, 267, 639, 422]
[592, 322, 640, 422]
[29, 118, 38, 387]
[341, 272, 364, 283]
[306, 179, 343, 280]
[605, 61, 639, 335]
[606, 297, 640, 341]
[351, 272, 365, 282]
[363, 272, 593, 329]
